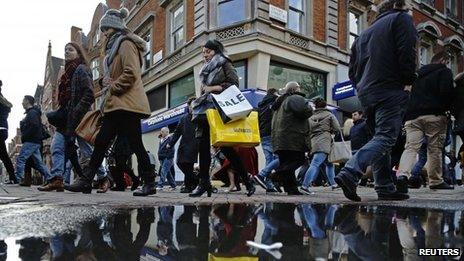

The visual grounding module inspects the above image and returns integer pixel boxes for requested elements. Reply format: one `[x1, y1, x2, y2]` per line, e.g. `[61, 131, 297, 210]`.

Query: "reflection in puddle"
[1, 204, 463, 260]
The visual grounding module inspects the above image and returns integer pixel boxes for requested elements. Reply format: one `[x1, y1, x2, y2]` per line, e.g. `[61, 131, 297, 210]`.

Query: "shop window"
[268, 62, 326, 99]
[147, 86, 167, 112]
[234, 60, 247, 89]
[169, 74, 195, 108]
[170, 3, 184, 52]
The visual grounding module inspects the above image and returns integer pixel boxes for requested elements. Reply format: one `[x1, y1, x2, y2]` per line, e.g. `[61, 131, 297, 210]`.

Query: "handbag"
[211, 85, 253, 123]
[328, 131, 352, 163]
[206, 109, 260, 147]
[75, 89, 109, 145]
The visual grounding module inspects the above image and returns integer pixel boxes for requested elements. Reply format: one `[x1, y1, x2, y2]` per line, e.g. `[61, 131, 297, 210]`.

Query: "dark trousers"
[339, 90, 409, 194]
[87, 111, 153, 182]
[274, 150, 305, 192]
[0, 130, 15, 181]
[177, 162, 197, 189]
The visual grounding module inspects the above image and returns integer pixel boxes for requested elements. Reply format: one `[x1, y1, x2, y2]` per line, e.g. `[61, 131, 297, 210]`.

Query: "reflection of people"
[0, 240, 7, 261]
[156, 206, 178, 258]
[176, 206, 199, 259]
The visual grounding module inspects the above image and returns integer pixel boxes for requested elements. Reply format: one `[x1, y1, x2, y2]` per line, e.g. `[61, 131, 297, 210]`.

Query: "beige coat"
[309, 108, 341, 155]
[104, 38, 151, 117]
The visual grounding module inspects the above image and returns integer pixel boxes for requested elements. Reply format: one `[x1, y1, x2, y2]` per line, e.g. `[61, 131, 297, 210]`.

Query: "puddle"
[1, 204, 463, 260]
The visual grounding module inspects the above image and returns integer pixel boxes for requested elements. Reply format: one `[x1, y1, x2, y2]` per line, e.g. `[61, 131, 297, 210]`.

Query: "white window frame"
[140, 29, 152, 71]
[169, 2, 185, 53]
[446, 0, 458, 19]
[287, 0, 306, 34]
[348, 11, 361, 48]
[91, 59, 100, 80]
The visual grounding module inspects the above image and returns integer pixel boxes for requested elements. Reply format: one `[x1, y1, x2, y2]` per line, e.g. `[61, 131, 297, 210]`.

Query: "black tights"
[87, 111, 153, 182]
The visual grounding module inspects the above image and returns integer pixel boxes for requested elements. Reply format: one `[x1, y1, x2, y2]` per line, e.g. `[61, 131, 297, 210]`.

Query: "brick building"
[72, 0, 463, 173]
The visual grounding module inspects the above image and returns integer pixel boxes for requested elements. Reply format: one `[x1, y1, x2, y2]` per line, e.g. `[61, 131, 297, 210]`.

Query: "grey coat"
[271, 93, 313, 152]
[309, 108, 341, 155]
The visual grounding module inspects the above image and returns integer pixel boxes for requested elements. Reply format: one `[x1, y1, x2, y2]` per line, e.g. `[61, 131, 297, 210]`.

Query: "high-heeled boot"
[189, 179, 212, 197]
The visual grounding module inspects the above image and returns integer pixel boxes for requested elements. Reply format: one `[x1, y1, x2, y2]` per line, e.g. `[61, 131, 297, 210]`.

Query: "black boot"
[64, 167, 94, 194]
[64, 176, 92, 194]
[131, 176, 140, 191]
[396, 175, 408, 194]
[133, 170, 156, 196]
[189, 179, 212, 197]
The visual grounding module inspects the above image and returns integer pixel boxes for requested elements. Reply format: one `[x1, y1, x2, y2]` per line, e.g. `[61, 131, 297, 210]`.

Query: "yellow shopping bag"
[206, 109, 260, 147]
[208, 254, 258, 261]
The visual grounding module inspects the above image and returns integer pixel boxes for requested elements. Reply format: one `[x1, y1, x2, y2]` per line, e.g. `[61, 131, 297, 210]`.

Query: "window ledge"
[418, 2, 436, 15]
[159, 0, 171, 8]
[446, 15, 460, 28]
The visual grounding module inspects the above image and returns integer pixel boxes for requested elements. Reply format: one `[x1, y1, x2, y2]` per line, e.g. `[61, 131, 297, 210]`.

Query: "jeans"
[86, 111, 153, 182]
[300, 205, 325, 239]
[302, 152, 335, 187]
[398, 115, 447, 186]
[50, 132, 72, 182]
[15, 142, 51, 181]
[261, 136, 277, 166]
[338, 90, 409, 194]
[158, 158, 176, 188]
[76, 137, 106, 180]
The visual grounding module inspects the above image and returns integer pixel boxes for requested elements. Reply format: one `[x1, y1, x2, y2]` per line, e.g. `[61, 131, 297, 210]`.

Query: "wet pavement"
[1, 202, 463, 260]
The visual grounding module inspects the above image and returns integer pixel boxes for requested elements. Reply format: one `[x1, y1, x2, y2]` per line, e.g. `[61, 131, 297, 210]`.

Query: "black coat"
[20, 106, 43, 144]
[169, 113, 198, 163]
[349, 119, 370, 151]
[349, 10, 418, 98]
[158, 136, 175, 160]
[405, 64, 454, 121]
[257, 93, 278, 137]
[0, 103, 10, 130]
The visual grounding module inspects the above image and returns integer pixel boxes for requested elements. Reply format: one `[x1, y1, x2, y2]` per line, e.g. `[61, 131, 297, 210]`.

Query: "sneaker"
[377, 191, 409, 201]
[168, 187, 177, 191]
[334, 174, 361, 202]
[299, 186, 315, 195]
[156, 186, 164, 191]
[429, 182, 454, 190]
[253, 175, 268, 190]
[266, 187, 279, 193]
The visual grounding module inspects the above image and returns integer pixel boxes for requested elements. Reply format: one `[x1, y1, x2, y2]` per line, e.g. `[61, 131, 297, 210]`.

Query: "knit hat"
[100, 8, 129, 31]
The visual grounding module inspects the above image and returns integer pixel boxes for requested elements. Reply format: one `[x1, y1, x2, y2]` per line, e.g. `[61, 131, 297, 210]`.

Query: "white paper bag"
[211, 85, 253, 123]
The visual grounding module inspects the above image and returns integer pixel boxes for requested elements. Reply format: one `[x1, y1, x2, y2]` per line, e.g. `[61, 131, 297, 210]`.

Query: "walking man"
[15, 96, 51, 184]
[0, 80, 16, 184]
[335, 0, 418, 201]
[157, 127, 176, 190]
[397, 51, 454, 190]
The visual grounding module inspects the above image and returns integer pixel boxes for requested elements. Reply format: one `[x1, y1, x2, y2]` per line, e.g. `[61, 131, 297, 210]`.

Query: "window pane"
[234, 60, 247, 89]
[419, 46, 429, 67]
[289, 0, 303, 10]
[268, 63, 326, 99]
[91, 59, 99, 80]
[147, 86, 166, 112]
[173, 28, 184, 50]
[218, 0, 247, 27]
[169, 74, 195, 108]
[349, 12, 359, 35]
[349, 34, 356, 48]
[288, 10, 301, 33]
[173, 4, 184, 29]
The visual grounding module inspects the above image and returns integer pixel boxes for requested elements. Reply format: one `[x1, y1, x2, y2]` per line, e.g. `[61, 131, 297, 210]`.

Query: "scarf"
[199, 54, 228, 86]
[104, 31, 124, 74]
[58, 58, 82, 107]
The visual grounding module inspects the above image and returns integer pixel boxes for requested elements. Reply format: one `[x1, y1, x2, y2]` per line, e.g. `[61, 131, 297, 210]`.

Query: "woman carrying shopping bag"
[65, 8, 156, 196]
[190, 39, 255, 197]
[300, 98, 341, 194]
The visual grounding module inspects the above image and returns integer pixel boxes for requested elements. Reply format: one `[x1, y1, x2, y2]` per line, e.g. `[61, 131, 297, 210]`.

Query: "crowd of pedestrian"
[1, 0, 464, 202]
